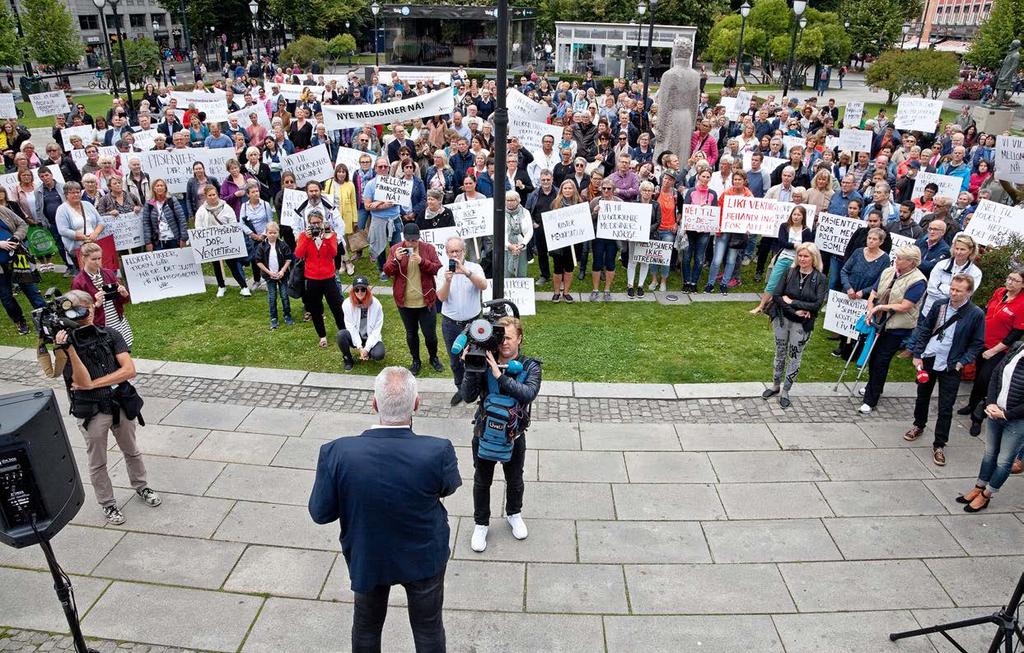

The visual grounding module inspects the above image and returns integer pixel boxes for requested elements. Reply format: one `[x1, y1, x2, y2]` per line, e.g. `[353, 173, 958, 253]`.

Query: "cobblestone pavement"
[0, 628, 197, 652]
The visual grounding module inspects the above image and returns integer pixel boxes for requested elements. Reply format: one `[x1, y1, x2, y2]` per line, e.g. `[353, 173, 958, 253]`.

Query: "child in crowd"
[254, 222, 294, 329]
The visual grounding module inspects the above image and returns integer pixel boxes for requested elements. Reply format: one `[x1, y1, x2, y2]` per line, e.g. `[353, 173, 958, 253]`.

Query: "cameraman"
[460, 316, 541, 553]
[41, 289, 161, 525]
[295, 209, 346, 348]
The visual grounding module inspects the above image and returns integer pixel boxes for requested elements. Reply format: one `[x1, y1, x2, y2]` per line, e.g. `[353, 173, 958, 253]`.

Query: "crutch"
[848, 326, 880, 396]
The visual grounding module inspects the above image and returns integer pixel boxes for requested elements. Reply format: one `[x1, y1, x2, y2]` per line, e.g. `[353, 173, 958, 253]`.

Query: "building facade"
[912, 0, 992, 51]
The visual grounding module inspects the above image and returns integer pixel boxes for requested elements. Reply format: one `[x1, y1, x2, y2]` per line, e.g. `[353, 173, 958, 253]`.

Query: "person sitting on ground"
[337, 275, 386, 371]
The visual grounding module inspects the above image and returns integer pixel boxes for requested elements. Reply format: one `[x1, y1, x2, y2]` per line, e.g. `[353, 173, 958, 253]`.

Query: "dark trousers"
[352, 568, 446, 653]
[397, 305, 438, 363]
[212, 258, 247, 288]
[471, 434, 526, 525]
[862, 331, 906, 408]
[532, 226, 550, 279]
[441, 315, 471, 391]
[912, 356, 962, 449]
[302, 277, 345, 338]
[967, 351, 1005, 420]
[755, 236, 777, 276]
[0, 273, 44, 324]
[336, 330, 386, 362]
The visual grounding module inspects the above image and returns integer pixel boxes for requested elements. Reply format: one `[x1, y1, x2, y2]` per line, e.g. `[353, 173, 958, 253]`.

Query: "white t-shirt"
[437, 260, 484, 322]
[268, 243, 279, 273]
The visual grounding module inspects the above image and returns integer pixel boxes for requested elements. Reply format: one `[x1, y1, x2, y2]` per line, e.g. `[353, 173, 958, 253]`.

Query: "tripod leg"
[38, 537, 97, 653]
[890, 614, 1000, 642]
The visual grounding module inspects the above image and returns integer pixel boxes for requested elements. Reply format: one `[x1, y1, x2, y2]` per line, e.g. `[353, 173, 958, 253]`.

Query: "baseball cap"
[402, 223, 421, 240]
[352, 276, 370, 290]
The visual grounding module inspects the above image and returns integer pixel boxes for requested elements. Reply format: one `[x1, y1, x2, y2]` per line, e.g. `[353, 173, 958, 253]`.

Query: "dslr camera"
[31, 288, 85, 344]
[102, 283, 119, 301]
[450, 298, 520, 373]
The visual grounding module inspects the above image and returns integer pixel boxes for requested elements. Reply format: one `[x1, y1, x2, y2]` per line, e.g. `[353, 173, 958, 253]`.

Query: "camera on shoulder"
[450, 299, 519, 373]
[31, 288, 87, 344]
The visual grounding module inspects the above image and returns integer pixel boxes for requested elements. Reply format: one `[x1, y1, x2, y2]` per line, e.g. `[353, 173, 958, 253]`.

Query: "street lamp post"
[95, 0, 135, 115]
[782, 0, 807, 97]
[371, 2, 380, 67]
[735, 1, 750, 81]
[635, 3, 645, 81]
[491, 0, 509, 295]
[249, 0, 259, 62]
[91, 0, 119, 97]
[153, 21, 168, 84]
[640, 0, 657, 131]
[8, 0, 34, 83]
[179, 0, 191, 65]
[901, 21, 910, 49]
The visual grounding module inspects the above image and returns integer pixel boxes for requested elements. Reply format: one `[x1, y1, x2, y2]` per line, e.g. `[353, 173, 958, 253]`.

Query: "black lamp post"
[249, 0, 259, 62]
[491, 0, 509, 295]
[179, 0, 191, 64]
[92, 0, 119, 97]
[635, 3, 645, 81]
[781, 0, 806, 97]
[735, 1, 750, 81]
[153, 21, 168, 85]
[371, 2, 380, 67]
[8, 0, 33, 82]
[640, 0, 657, 130]
[901, 21, 910, 49]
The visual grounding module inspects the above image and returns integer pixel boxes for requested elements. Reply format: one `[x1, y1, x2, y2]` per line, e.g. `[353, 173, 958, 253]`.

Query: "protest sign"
[447, 199, 494, 239]
[508, 116, 563, 151]
[507, 88, 551, 123]
[844, 101, 864, 127]
[282, 143, 333, 186]
[777, 202, 818, 230]
[169, 91, 230, 122]
[187, 223, 248, 263]
[104, 212, 145, 250]
[227, 105, 272, 131]
[733, 90, 753, 116]
[823, 290, 868, 338]
[912, 171, 963, 202]
[0, 166, 65, 194]
[964, 199, 1024, 247]
[336, 147, 371, 177]
[596, 201, 651, 242]
[542, 203, 594, 250]
[681, 204, 721, 233]
[837, 129, 872, 153]
[0, 93, 16, 120]
[380, 69, 453, 85]
[266, 82, 327, 101]
[122, 248, 205, 303]
[482, 277, 536, 316]
[814, 213, 865, 256]
[742, 153, 787, 176]
[995, 135, 1024, 184]
[721, 196, 781, 237]
[630, 240, 673, 266]
[130, 128, 159, 151]
[373, 176, 414, 205]
[69, 145, 118, 171]
[421, 226, 461, 269]
[322, 88, 454, 130]
[29, 91, 69, 117]
[60, 125, 96, 150]
[782, 135, 805, 154]
[888, 233, 917, 265]
[894, 98, 943, 132]
[280, 188, 307, 230]
[135, 148, 236, 194]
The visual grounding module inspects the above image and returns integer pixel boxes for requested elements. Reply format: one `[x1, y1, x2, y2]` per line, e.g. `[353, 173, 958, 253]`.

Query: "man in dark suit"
[309, 366, 461, 652]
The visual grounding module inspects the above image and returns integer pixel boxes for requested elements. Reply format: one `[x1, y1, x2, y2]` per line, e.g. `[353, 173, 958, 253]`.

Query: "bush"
[278, 35, 329, 69]
[975, 233, 1024, 303]
[866, 49, 960, 104]
[949, 81, 987, 101]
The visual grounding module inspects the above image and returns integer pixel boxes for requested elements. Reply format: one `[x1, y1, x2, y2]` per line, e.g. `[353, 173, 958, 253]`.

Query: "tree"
[327, 34, 357, 65]
[20, 0, 83, 70]
[842, 0, 906, 58]
[278, 35, 329, 68]
[966, 0, 1024, 70]
[0, 5, 21, 68]
[865, 50, 959, 104]
[111, 38, 161, 85]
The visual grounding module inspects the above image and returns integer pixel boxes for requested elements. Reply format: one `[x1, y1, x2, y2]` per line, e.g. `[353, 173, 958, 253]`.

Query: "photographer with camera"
[295, 209, 346, 349]
[0, 201, 45, 335]
[437, 236, 487, 405]
[38, 289, 160, 525]
[460, 314, 542, 553]
[71, 242, 133, 348]
[384, 223, 443, 376]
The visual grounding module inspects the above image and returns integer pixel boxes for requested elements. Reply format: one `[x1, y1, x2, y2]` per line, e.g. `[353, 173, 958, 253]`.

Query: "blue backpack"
[477, 367, 529, 463]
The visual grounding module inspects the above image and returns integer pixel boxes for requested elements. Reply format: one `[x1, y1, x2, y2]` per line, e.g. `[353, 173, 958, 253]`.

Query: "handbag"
[287, 258, 306, 299]
[25, 225, 58, 258]
[8, 247, 40, 284]
[346, 228, 369, 253]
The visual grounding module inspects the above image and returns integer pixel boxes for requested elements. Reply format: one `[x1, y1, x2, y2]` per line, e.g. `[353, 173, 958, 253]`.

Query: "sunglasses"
[376, 164, 389, 169]
[353, 287, 368, 293]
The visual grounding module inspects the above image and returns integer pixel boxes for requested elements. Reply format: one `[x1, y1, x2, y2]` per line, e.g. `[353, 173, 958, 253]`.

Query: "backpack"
[476, 366, 530, 463]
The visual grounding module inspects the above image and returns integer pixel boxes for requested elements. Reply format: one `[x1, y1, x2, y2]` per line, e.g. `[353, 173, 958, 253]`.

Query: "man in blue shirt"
[363, 157, 403, 280]
[915, 220, 952, 277]
[827, 175, 863, 216]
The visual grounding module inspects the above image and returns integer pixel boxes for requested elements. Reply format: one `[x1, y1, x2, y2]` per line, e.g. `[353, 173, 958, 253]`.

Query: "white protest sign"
[280, 188, 307, 230]
[742, 153, 786, 175]
[507, 88, 550, 123]
[995, 135, 1024, 184]
[718, 96, 738, 121]
[782, 135, 806, 155]
[29, 91, 69, 117]
[682, 204, 721, 233]
[336, 147, 371, 177]
[322, 87, 455, 130]
[630, 240, 673, 266]
[421, 226, 461, 269]
[837, 129, 872, 153]
[282, 143, 333, 186]
[596, 201, 651, 242]
[814, 212, 865, 256]
[122, 248, 206, 303]
[381, 69, 453, 85]
[732, 91, 752, 118]
[266, 82, 326, 101]
[895, 97, 943, 132]
[912, 171, 962, 202]
[187, 223, 248, 263]
[227, 105, 272, 131]
[0, 166, 65, 194]
[481, 277, 537, 316]
[61, 125, 96, 150]
[104, 212, 145, 250]
[130, 128, 159, 151]
[888, 233, 917, 265]
[844, 101, 864, 127]
[134, 148, 237, 194]
[447, 199, 494, 239]
[721, 196, 781, 237]
[70, 145, 118, 171]
[777, 202, 818, 231]
[823, 290, 868, 338]
[170, 91, 229, 122]
[508, 116, 563, 152]
[0, 93, 16, 120]
[964, 199, 1024, 247]
[373, 176, 414, 205]
[542, 202, 594, 250]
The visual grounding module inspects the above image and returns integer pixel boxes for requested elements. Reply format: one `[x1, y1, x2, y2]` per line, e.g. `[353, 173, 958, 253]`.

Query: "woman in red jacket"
[294, 209, 345, 348]
[383, 222, 443, 375]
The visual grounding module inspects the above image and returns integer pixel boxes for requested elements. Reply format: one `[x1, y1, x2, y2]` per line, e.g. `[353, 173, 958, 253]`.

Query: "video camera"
[31, 289, 85, 345]
[451, 298, 520, 374]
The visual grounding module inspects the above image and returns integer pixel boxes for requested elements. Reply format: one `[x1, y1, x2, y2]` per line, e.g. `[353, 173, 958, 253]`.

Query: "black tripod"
[890, 571, 1024, 653]
[35, 525, 98, 653]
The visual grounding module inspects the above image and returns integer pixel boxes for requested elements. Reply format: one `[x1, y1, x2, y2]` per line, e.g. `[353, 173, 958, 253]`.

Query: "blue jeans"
[266, 278, 291, 322]
[0, 273, 44, 325]
[390, 217, 403, 245]
[357, 208, 370, 231]
[706, 236, 740, 290]
[650, 230, 676, 279]
[681, 232, 709, 284]
[827, 254, 843, 290]
[978, 418, 1024, 492]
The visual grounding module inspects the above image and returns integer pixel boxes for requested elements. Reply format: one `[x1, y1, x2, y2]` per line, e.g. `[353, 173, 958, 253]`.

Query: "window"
[151, 13, 165, 27]
[79, 15, 99, 30]
[129, 13, 146, 28]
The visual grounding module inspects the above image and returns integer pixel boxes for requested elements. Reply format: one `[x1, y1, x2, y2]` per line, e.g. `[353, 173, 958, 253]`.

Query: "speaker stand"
[38, 535, 98, 653]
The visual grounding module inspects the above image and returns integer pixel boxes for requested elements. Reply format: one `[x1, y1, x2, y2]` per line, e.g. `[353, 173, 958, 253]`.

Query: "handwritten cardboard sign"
[995, 135, 1024, 184]
[629, 240, 673, 266]
[508, 116, 563, 152]
[912, 171, 963, 202]
[373, 176, 414, 205]
[823, 290, 868, 338]
[104, 212, 145, 250]
[542, 202, 594, 250]
[0, 93, 16, 120]
[29, 91, 69, 117]
[837, 129, 872, 153]
[282, 143, 333, 187]
[447, 199, 494, 239]
[814, 212, 865, 256]
[596, 200, 651, 242]
[682, 204, 721, 233]
[187, 223, 248, 263]
[720, 195, 781, 237]
[280, 188, 307, 231]
[964, 199, 1024, 247]
[844, 101, 864, 127]
[482, 277, 536, 316]
[894, 98, 943, 132]
[122, 248, 205, 303]
[134, 148, 237, 194]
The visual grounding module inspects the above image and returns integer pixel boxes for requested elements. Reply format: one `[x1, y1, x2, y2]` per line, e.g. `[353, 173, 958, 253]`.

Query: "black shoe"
[956, 405, 973, 416]
[343, 358, 354, 371]
[831, 348, 844, 358]
[969, 420, 982, 437]
[450, 391, 463, 406]
[762, 387, 780, 399]
[576, 270, 585, 281]
[719, 286, 727, 295]
[636, 286, 645, 298]
[627, 287, 635, 297]
[410, 360, 422, 376]
[754, 273, 763, 283]
[16, 321, 29, 336]
[429, 357, 444, 372]
[779, 396, 791, 409]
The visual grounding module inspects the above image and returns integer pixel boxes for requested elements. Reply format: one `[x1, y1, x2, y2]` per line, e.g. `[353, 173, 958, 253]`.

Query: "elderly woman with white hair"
[503, 193, 534, 278]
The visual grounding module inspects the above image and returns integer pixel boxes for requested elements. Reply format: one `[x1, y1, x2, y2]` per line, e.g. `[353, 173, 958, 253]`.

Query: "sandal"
[955, 485, 985, 504]
[318, 337, 328, 348]
[779, 396, 791, 409]
[762, 387, 780, 399]
[964, 491, 992, 513]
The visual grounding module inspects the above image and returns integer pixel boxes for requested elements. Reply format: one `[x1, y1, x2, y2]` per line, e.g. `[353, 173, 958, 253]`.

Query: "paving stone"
[190, 431, 287, 465]
[270, 437, 323, 469]
[526, 562, 628, 614]
[604, 615, 784, 652]
[537, 380, 573, 397]
[862, 420, 940, 448]
[702, 519, 842, 563]
[672, 382, 767, 399]
[938, 513, 1024, 556]
[411, 416, 476, 446]
[70, 483, 135, 528]
[522, 420, 580, 449]
[92, 532, 245, 589]
[0, 568, 108, 633]
[822, 516, 967, 560]
[131, 357, 165, 374]
[109, 492, 236, 539]
[204, 463, 314, 505]
[318, 555, 353, 603]
[453, 446, 537, 481]
[924, 477, 1024, 514]
[241, 597, 413, 652]
[136, 396, 180, 423]
[717, 482, 834, 519]
[577, 520, 711, 563]
[213, 501, 341, 551]
[223, 546, 336, 599]
[813, 448, 935, 481]
[611, 483, 726, 520]
[537, 450, 627, 482]
[235, 367, 308, 386]
[578, 422, 680, 451]
[160, 400, 251, 430]
[301, 411, 379, 439]
[926, 556, 1024, 606]
[622, 451, 718, 483]
[573, 382, 675, 399]
[624, 563, 795, 614]
[445, 559, 525, 611]
[130, 425, 208, 458]
[236, 406, 315, 436]
[710, 450, 828, 483]
[0, 525, 124, 575]
[302, 371, 376, 389]
[816, 480, 948, 516]
[158, 361, 242, 380]
[772, 611, 935, 653]
[779, 560, 954, 612]
[0, 345, 26, 358]
[443, 611, 605, 652]
[452, 517, 576, 562]
[522, 482, 615, 519]
[109, 455, 225, 496]
[675, 422, 781, 451]
[910, 606, 1007, 653]
[911, 444, 984, 478]
[768, 422, 877, 450]
[82, 582, 262, 652]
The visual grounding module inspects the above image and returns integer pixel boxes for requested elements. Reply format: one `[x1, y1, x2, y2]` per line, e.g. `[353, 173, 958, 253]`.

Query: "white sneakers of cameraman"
[470, 513, 528, 552]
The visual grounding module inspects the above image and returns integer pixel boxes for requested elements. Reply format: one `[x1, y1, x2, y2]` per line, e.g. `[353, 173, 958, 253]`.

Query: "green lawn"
[16, 91, 144, 129]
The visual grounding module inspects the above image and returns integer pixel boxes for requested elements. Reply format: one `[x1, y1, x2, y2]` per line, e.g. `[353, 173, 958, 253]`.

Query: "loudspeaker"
[0, 388, 84, 549]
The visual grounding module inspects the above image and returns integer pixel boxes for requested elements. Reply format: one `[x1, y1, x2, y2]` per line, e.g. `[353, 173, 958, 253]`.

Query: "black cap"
[403, 223, 421, 240]
[352, 276, 369, 289]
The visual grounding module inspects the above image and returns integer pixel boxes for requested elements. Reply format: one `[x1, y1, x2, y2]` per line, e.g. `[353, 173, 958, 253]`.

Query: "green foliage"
[842, 0, 907, 57]
[111, 38, 161, 86]
[266, 0, 364, 39]
[0, 4, 21, 68]
[865, 50, 959, 104]
[278, 35, 329, 68]
[966, 0, 1024, 70]
[327, 34, 357, 62]
[20, 0, 83, 69]
[976, 234, 1024, 305]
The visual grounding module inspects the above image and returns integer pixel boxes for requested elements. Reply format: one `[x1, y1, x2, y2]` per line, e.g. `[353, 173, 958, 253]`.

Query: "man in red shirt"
[384, 223, 444, 375]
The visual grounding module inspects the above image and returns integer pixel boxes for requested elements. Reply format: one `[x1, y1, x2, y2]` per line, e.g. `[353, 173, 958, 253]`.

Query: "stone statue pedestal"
[971, 105, 1014, 134]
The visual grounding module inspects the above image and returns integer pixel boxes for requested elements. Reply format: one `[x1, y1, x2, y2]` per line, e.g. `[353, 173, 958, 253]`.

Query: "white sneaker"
[659, 281, 667, 292]
[857, 387, 866, 397]
[506, 513, 528, 540]
[470, 524, 488, 552]
[240, 287, 252, 297]
[648, 280, 657, 291]
[858, 403, 872, 414]
[216, 287, 226, 298]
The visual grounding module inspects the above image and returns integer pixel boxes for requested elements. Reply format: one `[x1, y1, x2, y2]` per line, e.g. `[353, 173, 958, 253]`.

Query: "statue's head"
[672, 37, 693, 64]
[1012, 39, 1022, 51]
